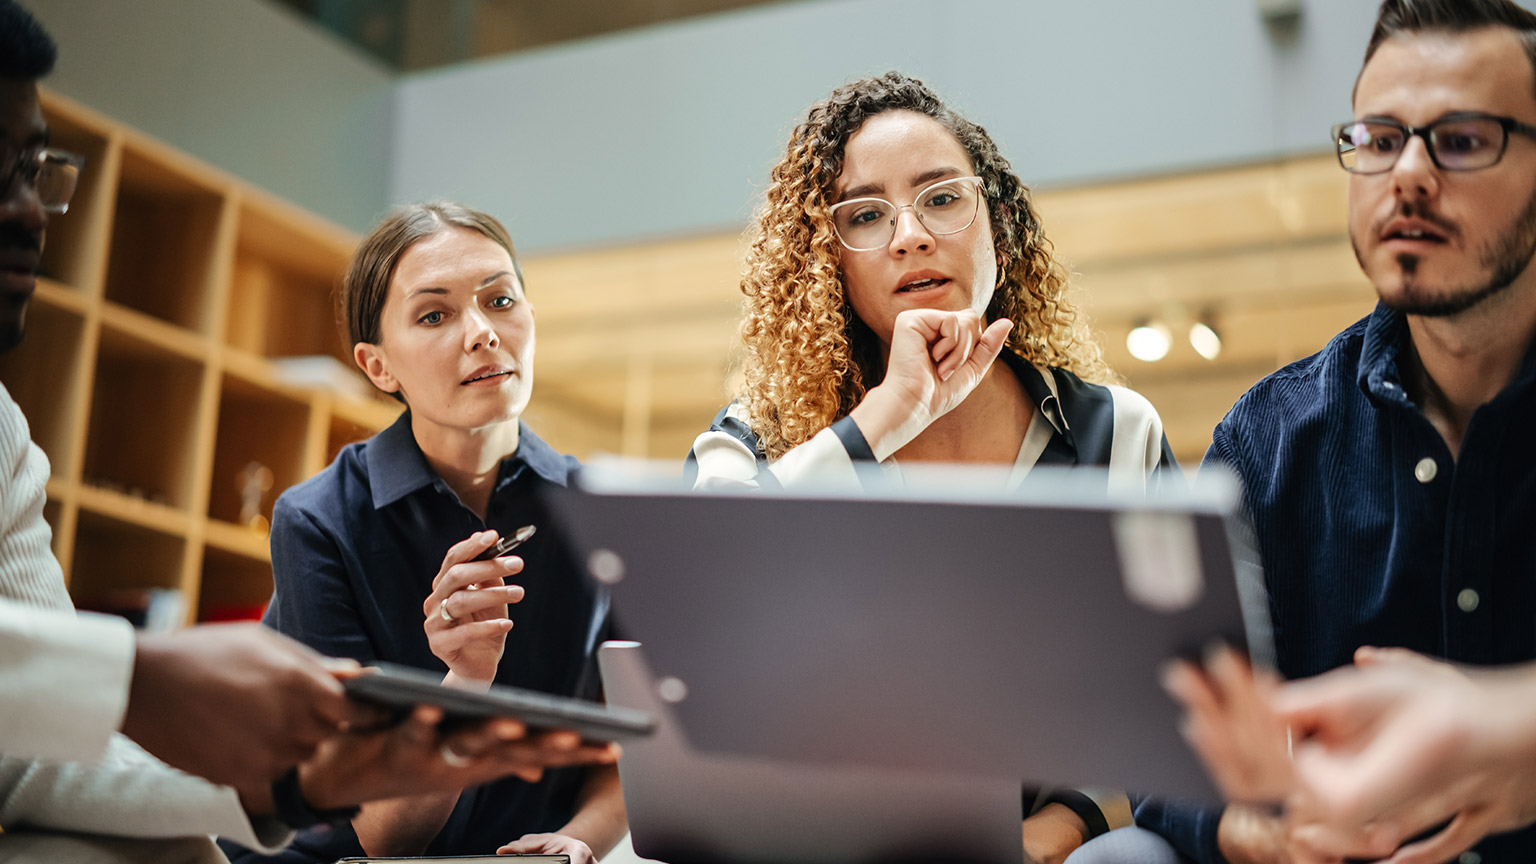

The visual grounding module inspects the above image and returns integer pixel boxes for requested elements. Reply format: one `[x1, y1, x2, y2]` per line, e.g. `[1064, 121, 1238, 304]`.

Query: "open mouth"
[461, 369, 515, 385]
[1385, 228, 1446, 243]
[897, 277, 950, 293]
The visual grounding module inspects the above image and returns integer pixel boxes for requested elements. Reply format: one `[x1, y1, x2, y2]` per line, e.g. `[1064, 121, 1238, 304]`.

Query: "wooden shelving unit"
[0, 89, 404, 624]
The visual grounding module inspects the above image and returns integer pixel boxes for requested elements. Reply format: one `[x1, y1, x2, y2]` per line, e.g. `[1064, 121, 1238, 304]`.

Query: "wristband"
[270, 766, 360, 829]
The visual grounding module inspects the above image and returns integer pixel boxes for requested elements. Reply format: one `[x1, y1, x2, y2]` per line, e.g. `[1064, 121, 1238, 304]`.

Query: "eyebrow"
[405, 271, 516, 300]
[0, 127, 50, 151]
[836, 166, 966, 204]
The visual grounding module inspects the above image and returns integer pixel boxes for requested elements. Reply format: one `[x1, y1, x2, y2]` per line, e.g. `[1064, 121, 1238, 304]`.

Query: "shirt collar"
[1357, 302, 1414, 406]
[368, 412, 572, 510]
[999, 351, 1072, 440]
[1357, 301, 1536, 408]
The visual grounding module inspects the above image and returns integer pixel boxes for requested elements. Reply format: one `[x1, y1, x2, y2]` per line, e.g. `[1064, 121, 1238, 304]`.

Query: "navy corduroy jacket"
[1138, 303, 1536, 862]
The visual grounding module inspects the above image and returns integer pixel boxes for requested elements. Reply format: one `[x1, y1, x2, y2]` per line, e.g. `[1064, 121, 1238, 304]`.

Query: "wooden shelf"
[103, 141, 229, 334]
[77, 483, 192, 536]
[207, 373, 310, 526]
[204, 518, 271, 562]
[100, 301, 210, 361]
[198, 544, 274, 622]
[35, 91, 114, 295]
[70, 505, 188, 600]
[331, 391, 404, 431]
[22, 88, 394, 626]
[0, 283, 90, 478]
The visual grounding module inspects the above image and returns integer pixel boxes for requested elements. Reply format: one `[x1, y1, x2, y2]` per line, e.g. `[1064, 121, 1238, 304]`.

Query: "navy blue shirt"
[225, 412, 610, 863]
[1138, 304, 1536, 862]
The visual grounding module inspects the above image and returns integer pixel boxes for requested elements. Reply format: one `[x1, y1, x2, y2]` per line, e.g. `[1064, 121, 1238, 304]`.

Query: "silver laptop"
[554, 465, 1262, 803]
[599, 641, 1026, 864]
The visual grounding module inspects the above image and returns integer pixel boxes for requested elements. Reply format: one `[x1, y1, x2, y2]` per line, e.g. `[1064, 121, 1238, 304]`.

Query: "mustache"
[1375, 200, 1459, 239]
[0, 221, 42, 254]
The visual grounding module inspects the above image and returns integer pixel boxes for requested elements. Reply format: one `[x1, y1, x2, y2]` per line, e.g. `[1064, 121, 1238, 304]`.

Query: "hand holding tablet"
[344, 662, 655, 742]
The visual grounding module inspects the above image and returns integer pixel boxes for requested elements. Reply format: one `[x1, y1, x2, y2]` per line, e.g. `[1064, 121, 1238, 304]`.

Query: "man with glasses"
[1120, 0, 1536, 862]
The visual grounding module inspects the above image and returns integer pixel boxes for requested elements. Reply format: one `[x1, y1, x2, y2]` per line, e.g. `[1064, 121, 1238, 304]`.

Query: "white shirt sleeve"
[0, 604, 135, 763]
[691, 405, 870, 491]
[0, 734, 292, 852]
[0, 384, 292, 851]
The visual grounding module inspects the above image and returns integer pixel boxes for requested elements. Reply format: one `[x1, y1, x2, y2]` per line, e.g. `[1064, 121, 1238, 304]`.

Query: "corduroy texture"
[1137, 304, 1536, 862]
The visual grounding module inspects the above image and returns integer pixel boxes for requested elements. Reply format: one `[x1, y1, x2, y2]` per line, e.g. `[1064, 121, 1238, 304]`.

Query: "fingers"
[973, 318, 1012, 365]
[433, 585, 522, 623]
[1384, 809, 1493, 864]
[425, 559, 517, 613]
[930, 312, 983, 380]
[320, 656, 363, 679]
[433, 530, 502, 587]
[431, 618, 514, 653]
[439, 716, 529, 756]
[1163, 648, 1293, 803]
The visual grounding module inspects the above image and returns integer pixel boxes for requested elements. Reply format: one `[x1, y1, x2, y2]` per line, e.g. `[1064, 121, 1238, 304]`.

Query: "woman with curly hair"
[688, 72, 1177, 862]
[691, 71, 1173, 493]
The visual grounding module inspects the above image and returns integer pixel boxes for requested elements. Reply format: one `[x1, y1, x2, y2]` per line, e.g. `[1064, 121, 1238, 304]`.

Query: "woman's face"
[354, 226, 535, 433]
[833, 110, 997, 349]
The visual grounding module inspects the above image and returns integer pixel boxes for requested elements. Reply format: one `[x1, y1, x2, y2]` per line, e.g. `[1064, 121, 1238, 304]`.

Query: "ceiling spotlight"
[1189, 321, 1222, 360]
[1126, 321, 1172, 363]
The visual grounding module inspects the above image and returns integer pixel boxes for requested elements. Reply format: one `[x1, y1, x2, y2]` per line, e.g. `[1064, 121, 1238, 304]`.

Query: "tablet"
[337, 857, 568, 863]
[344, 662, 656, 742]
[544, 463, 1266, 801]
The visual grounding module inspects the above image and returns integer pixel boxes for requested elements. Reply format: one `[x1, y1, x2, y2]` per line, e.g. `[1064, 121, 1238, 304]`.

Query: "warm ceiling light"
[1126, 321, 1171, 362]
[1189, 321, 1222, 360]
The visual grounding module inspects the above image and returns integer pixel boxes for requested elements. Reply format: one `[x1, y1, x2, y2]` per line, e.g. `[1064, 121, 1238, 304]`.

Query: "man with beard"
[0, 3, 615, 862]
[1111, 1, 1536, 863]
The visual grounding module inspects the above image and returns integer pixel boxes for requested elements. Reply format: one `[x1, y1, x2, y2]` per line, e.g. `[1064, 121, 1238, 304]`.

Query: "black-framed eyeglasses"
[1332, 112, 1536, 174]
[829, 175, 984, 252]
[3, 146, 85, 215]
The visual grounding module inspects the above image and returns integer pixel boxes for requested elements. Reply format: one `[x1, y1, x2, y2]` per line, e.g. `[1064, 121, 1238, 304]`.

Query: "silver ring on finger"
[439, 741, 473, 768]
[438, 597, 456, 625]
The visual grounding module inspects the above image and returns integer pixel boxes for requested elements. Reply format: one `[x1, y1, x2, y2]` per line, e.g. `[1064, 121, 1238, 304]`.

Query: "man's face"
[0, 76, 46, 354]
[1349, 28, 1536, 317]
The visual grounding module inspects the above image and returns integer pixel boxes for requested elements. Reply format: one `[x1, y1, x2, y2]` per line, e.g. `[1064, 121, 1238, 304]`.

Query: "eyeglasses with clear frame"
[3, 146, 85, 215]
[1332, 112, 1536, 174]
[829, 175, 984, 252]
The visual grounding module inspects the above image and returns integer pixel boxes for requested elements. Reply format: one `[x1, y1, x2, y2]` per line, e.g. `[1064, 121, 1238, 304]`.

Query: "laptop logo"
[588, 548, 626, 584]
[1111, 511, 1204, 612]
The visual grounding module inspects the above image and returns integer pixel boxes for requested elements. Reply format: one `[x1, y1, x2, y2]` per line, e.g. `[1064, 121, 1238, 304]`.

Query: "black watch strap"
[270, 766, 361, 829]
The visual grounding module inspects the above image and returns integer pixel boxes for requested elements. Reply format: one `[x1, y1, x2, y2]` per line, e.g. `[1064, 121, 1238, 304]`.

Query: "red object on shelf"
[201, 603, 267, 622]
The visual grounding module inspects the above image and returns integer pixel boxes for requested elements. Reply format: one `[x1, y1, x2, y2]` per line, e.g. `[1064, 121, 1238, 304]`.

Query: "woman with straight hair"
[232, 202, 626, 864]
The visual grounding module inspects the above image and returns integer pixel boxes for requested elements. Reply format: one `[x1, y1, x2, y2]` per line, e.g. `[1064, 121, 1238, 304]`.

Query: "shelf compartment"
[197, 544, 274, 623]
[39, 91, 115, 294]
[82, 326, 206, 511]
[0, 283, 89, 477]
[102, 143, 228, 334]
[204, 517, 270, 561]
[69, 507, 188, 616]
[226, 196, 354, 366]
[77, 483, 191, 537]
[206, 374, 310, 527]
[326, 411, 378, 467]
[331, 391, 403, 433]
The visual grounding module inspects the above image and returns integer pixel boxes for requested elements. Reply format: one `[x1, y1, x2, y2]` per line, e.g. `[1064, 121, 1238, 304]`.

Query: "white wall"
[32, 0, 394, 232]
[29, 0, 1531, 249]
[391, 0, 1384, 253]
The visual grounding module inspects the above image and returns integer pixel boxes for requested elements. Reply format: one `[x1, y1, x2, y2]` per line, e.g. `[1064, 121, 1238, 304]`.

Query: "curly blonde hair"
[735, 71, 1112, 459]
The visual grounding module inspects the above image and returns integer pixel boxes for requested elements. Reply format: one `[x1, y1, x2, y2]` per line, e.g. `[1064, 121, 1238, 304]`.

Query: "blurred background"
[27, 0, 1402, 468]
